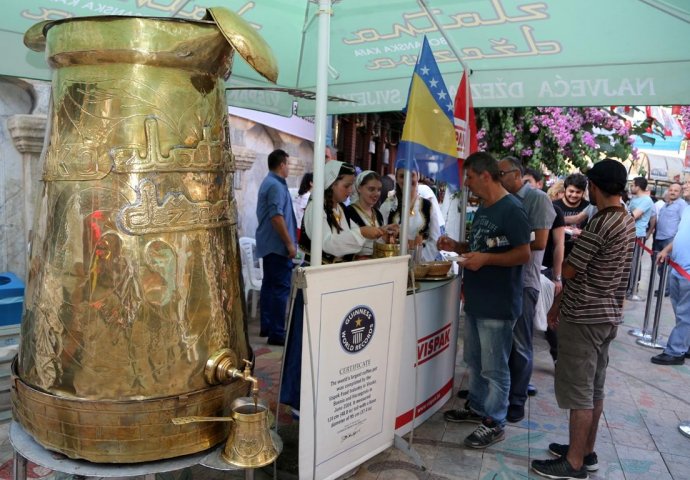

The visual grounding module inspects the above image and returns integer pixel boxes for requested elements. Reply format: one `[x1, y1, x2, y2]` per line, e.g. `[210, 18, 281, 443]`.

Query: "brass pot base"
[12, 374, 247, 463]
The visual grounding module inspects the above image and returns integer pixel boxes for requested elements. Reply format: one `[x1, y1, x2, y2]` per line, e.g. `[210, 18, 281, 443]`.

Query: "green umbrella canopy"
[2, 0, 689, 116]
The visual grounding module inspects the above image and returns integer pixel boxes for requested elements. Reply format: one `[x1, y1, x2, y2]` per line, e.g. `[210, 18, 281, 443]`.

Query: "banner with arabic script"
[3, 1, 690, 114]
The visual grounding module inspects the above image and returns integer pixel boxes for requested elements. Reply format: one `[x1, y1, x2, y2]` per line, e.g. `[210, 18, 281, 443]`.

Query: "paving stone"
[603, 408, 646, 431]
[423, 446, 482, 480]
[615, 444, 674, 480]
[406, 411, 448, 442]
[440, 425, 482, 447]
[650, 427, 690, 457]
[477, 451, 530, 480]
[608, 426, 657, 451]
[522, 411, 570, 435]
[485, 425, 544, 458]
[660, 451, 690, 479]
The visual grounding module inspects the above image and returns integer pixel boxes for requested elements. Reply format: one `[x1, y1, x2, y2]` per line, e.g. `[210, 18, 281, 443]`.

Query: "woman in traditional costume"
[280, 161, 384, 416]
[380, 166, 442, 262]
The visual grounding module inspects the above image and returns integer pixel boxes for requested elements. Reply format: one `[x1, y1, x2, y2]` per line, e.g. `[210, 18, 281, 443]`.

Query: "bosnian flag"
[396, 37, 459, 190]
[453, 70, 478, 187]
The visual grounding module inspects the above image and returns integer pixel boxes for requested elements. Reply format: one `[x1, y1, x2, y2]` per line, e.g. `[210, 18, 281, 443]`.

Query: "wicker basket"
[413, 264, 430, 278]
[422, 261, 452, 277]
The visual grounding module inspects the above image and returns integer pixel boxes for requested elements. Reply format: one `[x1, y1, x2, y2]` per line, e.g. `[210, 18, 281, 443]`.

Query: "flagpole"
[309, 0, 332, 267]
[419, 0, 471, 242]
[400, 170, 411, 257]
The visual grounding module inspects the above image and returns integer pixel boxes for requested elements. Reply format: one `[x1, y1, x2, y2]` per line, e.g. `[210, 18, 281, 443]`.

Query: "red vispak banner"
[453, 71, 478, 188]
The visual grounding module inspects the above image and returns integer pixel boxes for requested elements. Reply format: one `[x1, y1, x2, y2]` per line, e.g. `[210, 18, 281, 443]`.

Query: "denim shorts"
[555, 320, 618, 409]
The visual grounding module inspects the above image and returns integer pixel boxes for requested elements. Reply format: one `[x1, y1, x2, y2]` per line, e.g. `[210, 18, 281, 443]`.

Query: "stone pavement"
[1, 252, 689, 479]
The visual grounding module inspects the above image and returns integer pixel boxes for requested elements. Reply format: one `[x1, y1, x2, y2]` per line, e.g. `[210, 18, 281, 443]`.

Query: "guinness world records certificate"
[298, 256, 407, 480]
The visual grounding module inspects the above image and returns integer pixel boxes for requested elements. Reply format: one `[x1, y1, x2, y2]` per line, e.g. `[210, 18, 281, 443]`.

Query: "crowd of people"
[447, 161, 690, 480]
[253, 146, 690, 480]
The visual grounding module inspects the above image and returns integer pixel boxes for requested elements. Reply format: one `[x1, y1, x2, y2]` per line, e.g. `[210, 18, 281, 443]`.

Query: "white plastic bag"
[534, 273, 555, 332]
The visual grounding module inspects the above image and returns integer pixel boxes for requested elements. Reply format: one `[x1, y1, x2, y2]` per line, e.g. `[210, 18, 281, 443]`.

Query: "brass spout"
[241, 359, 260, 398]
[205, 349, 259, 397]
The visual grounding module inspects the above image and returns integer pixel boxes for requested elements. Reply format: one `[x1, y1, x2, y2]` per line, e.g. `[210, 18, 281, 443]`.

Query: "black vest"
[344, 204, 384, 228]
[299, 202, 354, 263]
[387, 197, 432, 239]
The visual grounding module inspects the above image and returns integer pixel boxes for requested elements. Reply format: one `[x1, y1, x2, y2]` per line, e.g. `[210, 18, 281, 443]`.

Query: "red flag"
[453, 71, 477, 187]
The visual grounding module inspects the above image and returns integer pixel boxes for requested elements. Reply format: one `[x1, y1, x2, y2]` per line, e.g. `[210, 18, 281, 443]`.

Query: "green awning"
[2, 0, 689, 115]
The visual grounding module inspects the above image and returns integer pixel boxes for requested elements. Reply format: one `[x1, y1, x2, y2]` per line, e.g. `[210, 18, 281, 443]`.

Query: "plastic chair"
[239, 237, 263, 318]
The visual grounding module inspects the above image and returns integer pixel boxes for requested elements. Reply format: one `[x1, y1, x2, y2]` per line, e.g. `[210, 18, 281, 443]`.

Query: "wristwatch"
[554, 275, 562, 282]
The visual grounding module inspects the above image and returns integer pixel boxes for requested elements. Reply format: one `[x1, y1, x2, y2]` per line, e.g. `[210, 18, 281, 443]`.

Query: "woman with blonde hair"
[547, 179, 565, 201]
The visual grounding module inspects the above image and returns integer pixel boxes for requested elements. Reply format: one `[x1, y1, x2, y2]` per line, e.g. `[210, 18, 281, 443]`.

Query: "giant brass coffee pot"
[12, 9, 277, 463]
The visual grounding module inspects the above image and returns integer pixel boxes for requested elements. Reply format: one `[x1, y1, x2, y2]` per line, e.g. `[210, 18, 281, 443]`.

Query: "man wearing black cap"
[532, 159, 635, 480]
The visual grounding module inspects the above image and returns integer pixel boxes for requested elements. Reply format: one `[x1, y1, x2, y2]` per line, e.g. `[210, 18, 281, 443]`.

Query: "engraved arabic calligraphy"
[118, 179, 236, 235]
[45, 117, 230, 181]
[111, 118, 231, 174]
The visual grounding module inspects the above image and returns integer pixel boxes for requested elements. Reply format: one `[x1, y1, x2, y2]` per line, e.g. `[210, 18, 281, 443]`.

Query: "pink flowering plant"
[476, 107, 659, 174]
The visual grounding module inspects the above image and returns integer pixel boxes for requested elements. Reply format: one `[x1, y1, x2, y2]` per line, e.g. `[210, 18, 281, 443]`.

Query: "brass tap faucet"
[239, 359, 259, 397]
[205, 349, 259, 397]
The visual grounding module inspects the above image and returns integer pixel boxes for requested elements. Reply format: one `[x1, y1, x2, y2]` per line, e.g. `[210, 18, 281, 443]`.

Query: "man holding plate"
[438, 152, 530, 448]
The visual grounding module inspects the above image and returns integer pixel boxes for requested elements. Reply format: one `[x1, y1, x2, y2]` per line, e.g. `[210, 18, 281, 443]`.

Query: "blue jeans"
[509, 287, 539, 408]
[464, 313, 515, 426]
[259, 253, 293, 341]
[664, 273, 690, 357]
